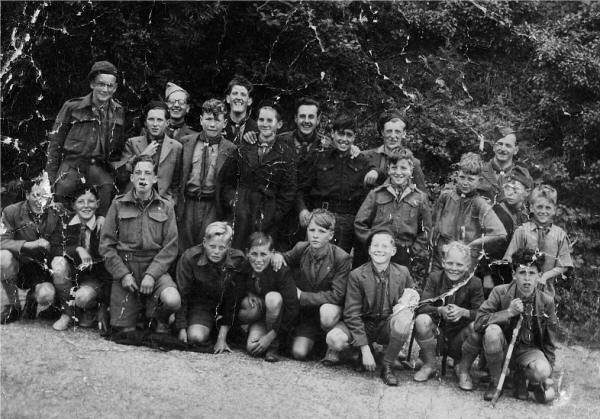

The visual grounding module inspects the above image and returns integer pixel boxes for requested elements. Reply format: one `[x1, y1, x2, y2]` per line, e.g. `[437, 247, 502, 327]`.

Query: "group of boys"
[0, 61, 571, 404]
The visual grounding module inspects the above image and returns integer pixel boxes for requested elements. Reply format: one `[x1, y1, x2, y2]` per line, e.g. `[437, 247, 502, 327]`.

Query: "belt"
[314, 199, 357, 215]
[117, 250, 157, 262]
[185, 192, 215, 201]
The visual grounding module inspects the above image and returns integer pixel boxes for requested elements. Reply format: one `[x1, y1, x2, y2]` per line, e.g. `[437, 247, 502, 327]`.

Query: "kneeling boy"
[176, 222, 246, 353]
[325, 230, 419, 386]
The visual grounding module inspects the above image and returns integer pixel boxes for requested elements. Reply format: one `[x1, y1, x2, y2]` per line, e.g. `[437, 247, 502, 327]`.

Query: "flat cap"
[88, 61, 117, 80]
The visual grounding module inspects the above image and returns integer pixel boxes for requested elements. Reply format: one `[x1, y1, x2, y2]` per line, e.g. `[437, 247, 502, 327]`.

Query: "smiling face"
[456, 170, 480, 195]
[166, 90, 189, 122]
[145, 108, 168, 139]
[388, 159, 413, 188]
[295, 104, 320, 136]
[90, 73, 117, 105]
[130, 161, 157, 196]
[514, 264, 540, 298]
[442, 247, 470, 282]
[200, 112, 226, 138]
[226, 85, 252, 115]
[493, 134, 518, 165]
[382, 119, 406, 150]
[332, 128, 355, 152]
[73, 191, 99, 223]
[531, 197, 556, 226]
[247, 243, 273, 273]
[257, 107, 282, 141]
[368, 233, 396, 266]
[306, 219, 334, 250]
[203, 236, 230, 264]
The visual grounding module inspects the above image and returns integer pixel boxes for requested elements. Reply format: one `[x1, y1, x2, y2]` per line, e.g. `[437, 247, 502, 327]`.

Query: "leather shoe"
[0, 305, 22, 324]
[265, 348, 282, 363]
[321, 349, 341, 366]
[455, 363, 474, 391]
[78, 309, 97, 328]
[484, 381, 501, 401]
[381, 363, 398, 386]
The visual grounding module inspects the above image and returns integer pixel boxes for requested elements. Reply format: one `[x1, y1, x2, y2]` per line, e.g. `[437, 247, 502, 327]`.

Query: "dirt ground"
[1, 321, 599, 419]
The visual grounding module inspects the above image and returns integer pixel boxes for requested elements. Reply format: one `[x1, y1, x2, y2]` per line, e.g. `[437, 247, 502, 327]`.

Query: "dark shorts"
[293, 308, 323, 341]
[17, 259, 52, 289]
[335, 317, 392, 346]
[187, 302, 217, 329]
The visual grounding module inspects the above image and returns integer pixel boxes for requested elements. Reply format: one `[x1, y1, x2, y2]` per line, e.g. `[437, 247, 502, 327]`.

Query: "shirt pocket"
[147, 209, 168, 242]
[117, 206, 139, 245]
[63, 109, 97, 154]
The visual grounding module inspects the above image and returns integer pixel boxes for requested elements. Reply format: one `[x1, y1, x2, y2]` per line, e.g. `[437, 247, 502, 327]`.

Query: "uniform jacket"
[46, 93, 125, 184]
[241, 264, 300, 334]
[479, 160, 528, 202]
[416, 270, 484, 336]
[177, 132, 237, 221]
[221, 137, 297, 249]
[282, 241, 352, 307]
[113, 134, 183, 201]
[0, 201, 63, 259]
[175, 246, 246, 330]
[361, 145, 427, 192]
[474, 282, 558, 367]
[99, 190, 178, 281]
[344, 262, 415, 347]
[432, 189, 507, 247]
[299, 147, 372, 214]
[354, 181, 432, 254]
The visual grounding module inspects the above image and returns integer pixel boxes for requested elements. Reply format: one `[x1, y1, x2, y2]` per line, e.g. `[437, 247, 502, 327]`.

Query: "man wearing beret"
[479, 126, 528, 203]
[164, 82, 197, 142]
[45, 61, 126, 229]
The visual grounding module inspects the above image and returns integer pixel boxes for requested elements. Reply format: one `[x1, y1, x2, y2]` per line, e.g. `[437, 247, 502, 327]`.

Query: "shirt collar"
[490, 158, 513, 174]
[384, 181, 415, 200]
[68, 214, 97, 229]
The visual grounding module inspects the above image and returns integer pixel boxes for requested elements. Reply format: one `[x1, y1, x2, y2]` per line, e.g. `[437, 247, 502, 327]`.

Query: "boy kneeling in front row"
[460, 248, 558, 403]
[325, 229, 419, 386]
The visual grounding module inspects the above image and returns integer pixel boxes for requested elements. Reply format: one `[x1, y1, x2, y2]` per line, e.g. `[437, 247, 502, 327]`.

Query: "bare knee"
[0, 250, 18, 279]
[326, 328, 349, 352]
[238, 296, 262, 324]
[414, 314, 434, 338]
[527, 359, 552, 382]
[187, 326, 210, 344]
[35, 282, 56, 305]
[265, 291, 282, 312]
[390, 316, 411, 341]
[160, 287, 181, 312]
[51, 257, 71, 284]
[320, 304, 341, 331]
[483, 325, 504, 352]
[292, 339, 312, 360]
[73, 286, 97, 308]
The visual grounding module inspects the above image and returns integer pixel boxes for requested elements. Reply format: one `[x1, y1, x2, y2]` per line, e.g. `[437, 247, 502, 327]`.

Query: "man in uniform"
[100, 155, 180, 332]
[46, 61, 126, 224]
[164, 82, 197, 142]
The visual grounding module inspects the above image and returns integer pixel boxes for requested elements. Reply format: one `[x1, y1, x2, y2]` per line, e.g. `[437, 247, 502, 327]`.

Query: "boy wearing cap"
[221, 103, 296, 250]
[503, 185, 573, 297]
[165, 82, 197, 142]
[361, 109, 427, 191]
[479, 126, 526, 202]
[178, 99, 237, 251]
[223, 75, 258, 144]
[115, 101, 183, 203]
[46, 60, 126, 222]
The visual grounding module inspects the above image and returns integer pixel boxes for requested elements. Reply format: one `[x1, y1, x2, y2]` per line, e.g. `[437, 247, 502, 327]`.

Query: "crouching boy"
[413, 241, 484, 385]
[100, 155, 181, 333]
[175, 222, 246, 353]
[325, 230, 419, 386]
[238, 232, 299, 362]
[465, 248, 558, 403]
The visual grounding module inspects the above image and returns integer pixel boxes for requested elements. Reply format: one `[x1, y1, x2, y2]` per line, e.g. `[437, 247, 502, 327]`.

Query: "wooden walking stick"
[491, 315, 523, 406]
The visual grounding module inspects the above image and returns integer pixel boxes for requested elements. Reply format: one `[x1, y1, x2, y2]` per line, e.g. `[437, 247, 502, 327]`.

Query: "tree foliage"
[1, 1, 599, 342]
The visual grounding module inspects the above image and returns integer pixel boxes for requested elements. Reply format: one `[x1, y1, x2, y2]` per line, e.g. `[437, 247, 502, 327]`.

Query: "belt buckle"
[90, 158, 97, 165]
[322, 201, 329, 210]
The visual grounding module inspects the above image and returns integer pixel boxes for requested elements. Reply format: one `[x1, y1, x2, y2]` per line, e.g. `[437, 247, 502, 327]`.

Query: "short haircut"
[246, 231, 274, 251]
[367, 229, 396, 248]
[204, 221, 233, 243]
[201, 98, 227, 119]
[308, 208, 336, 231]
[21, 175, 46, 195]
[442, 241, 471, 266]
[258, 101, 283, 121]
[458, 152, 483, 176]
[131, 155, 158, 174]
[296, 97, 320, 115]
[530, 184, 557, 206]
[145, 100, 170, 120]
[71, 183, 100, 202]
[226, 75, 253, 96]
[511, 248, 544, 272]
[332, 113, 356, 132]
[387, 149, 414, 168]
[377, 109, 406, 134]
